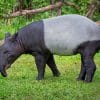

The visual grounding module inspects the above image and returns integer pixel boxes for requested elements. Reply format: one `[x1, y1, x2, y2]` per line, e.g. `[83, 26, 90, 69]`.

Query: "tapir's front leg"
[47, 54, 60, 77]
[35, 53, 46, 80]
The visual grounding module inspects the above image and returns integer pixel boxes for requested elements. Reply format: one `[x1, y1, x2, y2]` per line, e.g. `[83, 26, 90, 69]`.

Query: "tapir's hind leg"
[77, 55, 86, 81]
[78, 52, 96, 82]
[77, 41, 100, 82]
[47, 54, 60, 77]
[81, 51, 96, 82]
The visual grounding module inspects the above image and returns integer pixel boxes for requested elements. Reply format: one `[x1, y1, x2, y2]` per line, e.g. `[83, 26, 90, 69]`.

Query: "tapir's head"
[0, 33, 23, 77]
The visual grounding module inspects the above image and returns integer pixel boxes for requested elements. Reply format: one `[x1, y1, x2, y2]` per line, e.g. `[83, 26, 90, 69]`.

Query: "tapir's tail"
[96, 21, 100, 26]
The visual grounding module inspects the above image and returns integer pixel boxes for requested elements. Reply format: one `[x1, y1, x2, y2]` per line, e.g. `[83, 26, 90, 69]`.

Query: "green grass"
[0, 53, 100, 100]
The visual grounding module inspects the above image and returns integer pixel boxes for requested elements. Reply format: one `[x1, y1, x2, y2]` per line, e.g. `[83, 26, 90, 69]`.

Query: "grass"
[0, 53, 100, 100]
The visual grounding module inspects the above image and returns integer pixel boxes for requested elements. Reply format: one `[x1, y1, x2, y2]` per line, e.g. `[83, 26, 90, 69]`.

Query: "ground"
[0, 53, 100, 100]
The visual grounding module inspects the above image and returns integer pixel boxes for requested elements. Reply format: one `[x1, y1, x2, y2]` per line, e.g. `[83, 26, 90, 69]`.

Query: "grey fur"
[43, 14, 100, 55]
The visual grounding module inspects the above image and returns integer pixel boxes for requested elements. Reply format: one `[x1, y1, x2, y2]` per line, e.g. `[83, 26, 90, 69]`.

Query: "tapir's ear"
[5, 32, 11, 40]
[10, 33, 18, 42]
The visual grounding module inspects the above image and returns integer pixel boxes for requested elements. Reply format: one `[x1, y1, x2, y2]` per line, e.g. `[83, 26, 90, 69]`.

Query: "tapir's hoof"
[84, 79, 92, 83]
[76, 76, 85, 81]
[36, 76, 44, 80]
[53, 72, 61, 77]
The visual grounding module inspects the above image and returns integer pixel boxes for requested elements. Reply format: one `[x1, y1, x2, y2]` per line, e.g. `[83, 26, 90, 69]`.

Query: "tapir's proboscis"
[0, 14, 100, 82]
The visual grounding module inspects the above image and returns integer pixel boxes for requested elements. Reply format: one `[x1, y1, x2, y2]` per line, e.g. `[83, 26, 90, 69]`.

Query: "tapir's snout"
[0, 66, 7, 77]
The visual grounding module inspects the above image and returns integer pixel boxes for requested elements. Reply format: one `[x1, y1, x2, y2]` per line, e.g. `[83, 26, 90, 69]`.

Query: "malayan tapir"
[0, 14, 100, 82]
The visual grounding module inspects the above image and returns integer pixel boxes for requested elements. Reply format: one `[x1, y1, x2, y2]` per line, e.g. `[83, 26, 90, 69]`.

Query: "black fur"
[76, 40, 100, 82]
[0, 21, 60, 80]
[16, 21, 60, 80]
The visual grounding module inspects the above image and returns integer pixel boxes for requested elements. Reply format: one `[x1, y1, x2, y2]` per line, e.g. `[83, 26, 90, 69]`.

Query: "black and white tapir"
[0, 14, 100, 82]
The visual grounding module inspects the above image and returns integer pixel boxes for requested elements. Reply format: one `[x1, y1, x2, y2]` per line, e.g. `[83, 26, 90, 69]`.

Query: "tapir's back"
[43, 14, 100, 55]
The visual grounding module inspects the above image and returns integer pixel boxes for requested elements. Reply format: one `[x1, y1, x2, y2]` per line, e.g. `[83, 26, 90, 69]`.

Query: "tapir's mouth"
[0, 66, 7, 77]
[1, 69, 7, 77]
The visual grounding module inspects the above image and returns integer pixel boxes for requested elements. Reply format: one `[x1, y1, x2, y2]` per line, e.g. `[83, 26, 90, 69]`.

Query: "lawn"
[0, 53, 100, 100]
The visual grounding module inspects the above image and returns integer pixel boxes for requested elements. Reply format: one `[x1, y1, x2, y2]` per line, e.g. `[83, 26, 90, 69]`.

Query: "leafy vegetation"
[0, 54, 100, 100]
[0, 0, 100, 39]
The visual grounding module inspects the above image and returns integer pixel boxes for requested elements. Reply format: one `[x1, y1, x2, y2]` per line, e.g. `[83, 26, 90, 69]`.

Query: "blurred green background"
[0, 0, 100, 40]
